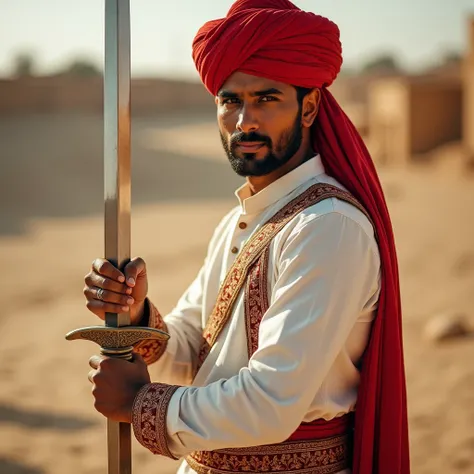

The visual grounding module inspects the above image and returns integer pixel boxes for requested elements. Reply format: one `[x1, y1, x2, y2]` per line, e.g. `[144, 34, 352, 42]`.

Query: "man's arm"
[133, 208, 239, 385]
[131, 211, 381, 457]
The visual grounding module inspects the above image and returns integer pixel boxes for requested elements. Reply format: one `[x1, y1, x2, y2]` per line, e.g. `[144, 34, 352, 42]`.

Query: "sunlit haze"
[1, 0, 473, 78]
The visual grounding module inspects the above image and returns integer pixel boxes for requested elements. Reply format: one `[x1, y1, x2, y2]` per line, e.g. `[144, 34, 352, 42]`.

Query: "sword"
[65, 2, 169, 473]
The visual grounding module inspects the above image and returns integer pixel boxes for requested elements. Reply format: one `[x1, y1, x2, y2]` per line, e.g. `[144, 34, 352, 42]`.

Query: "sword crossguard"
[65, 326, 170, 360]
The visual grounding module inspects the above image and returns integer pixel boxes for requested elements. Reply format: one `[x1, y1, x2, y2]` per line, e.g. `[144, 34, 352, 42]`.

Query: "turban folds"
[192, 2, 410, 474]
[193, 0, 342, 94]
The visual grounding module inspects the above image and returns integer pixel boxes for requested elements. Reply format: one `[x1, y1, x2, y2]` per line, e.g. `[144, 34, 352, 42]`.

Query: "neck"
[246, 146, 314, 195]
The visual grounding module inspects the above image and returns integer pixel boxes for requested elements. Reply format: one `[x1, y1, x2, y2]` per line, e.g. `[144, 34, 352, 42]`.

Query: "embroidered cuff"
[132, 383, 181, 459]
[134, 299, 169, 365]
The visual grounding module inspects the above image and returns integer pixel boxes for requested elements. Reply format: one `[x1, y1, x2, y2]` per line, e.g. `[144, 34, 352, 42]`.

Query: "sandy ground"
[0, 114, 473, 474]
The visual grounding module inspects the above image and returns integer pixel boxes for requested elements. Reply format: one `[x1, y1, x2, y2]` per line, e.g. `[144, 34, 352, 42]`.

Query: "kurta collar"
[235, 155, 325, 215]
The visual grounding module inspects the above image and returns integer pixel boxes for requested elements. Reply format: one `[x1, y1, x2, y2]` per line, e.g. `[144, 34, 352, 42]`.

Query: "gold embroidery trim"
[197, 184, 371, 371]
[245, 248, 270, 358]
[132, 383, 180, 459]
[185, 433, 351, 474]
[134, 299, 169, 365]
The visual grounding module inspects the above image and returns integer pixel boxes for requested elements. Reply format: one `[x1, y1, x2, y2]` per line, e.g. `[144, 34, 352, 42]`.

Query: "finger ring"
[97, 288, 105, 301]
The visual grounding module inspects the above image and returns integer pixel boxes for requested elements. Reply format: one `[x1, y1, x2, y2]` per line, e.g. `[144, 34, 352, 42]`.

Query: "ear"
[301, 89, 321, 128]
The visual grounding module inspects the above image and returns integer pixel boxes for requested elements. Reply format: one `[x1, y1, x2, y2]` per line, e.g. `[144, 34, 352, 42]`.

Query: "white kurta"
[146, 155, 381, 473]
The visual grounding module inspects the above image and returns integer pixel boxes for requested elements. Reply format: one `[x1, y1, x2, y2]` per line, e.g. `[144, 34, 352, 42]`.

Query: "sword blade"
[104, 0, 131, 328]
[104, 1, 132, 473]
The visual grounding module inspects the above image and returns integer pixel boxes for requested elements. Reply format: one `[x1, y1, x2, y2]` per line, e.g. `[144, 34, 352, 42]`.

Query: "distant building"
[0, 16, 473, 166]
[366, 15, 472, 165]
[464, 16, 474, 161]
[367, 73, 462, 165]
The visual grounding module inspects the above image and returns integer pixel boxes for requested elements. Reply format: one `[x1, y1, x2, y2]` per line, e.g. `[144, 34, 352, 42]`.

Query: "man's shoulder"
[276, 189, 380, 266]
[287, 177, 376, 244]
[305, 195, 374, 239]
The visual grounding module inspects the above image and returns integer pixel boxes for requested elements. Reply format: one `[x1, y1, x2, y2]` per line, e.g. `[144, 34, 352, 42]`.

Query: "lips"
[236, 142, 265, 153]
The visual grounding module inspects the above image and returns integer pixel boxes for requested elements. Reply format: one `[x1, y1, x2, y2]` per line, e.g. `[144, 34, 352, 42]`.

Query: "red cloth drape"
[192, 1, 410, 472]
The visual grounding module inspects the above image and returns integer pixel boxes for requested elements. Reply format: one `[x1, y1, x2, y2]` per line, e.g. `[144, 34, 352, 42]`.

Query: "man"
[84, 1, 410, 473]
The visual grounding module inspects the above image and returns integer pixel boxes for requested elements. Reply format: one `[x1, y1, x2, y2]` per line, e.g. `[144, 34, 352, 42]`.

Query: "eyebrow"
[217, 87, 284, 98]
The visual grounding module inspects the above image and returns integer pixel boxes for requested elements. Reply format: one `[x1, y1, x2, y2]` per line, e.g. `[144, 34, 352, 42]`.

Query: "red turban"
[192, 1, 410, 474]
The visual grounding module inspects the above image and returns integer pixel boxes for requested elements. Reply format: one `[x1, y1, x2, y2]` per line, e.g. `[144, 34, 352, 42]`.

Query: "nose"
[236, 105, 259, 134]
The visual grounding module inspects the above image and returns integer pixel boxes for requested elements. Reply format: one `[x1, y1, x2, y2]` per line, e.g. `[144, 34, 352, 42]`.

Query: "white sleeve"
[149, 263, 206, 386]
[162, 212, 380, 455]
[148, 208, 238, 386]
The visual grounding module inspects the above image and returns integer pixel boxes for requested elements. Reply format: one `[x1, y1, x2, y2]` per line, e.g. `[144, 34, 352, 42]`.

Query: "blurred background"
[1, 1, 474, 473]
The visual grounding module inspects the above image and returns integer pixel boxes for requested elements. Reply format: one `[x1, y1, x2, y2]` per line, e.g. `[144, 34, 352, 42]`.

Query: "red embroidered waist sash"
[288, 412, 353, 441]
[186, 414, 353, 474]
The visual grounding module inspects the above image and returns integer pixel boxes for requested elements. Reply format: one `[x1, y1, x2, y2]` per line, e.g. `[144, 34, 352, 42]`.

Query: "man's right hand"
[84, 257, 149, 325]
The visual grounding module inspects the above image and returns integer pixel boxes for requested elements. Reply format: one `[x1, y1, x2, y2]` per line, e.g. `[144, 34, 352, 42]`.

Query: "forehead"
[219, 71, 294, 95]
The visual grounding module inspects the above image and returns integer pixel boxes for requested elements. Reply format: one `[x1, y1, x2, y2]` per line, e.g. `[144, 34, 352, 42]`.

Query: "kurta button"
[231, 246, 239, 254]
[239, 222, 247, 230]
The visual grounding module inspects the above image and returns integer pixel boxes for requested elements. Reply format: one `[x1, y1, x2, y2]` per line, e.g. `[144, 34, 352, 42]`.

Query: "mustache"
[230, 132, 272, 148]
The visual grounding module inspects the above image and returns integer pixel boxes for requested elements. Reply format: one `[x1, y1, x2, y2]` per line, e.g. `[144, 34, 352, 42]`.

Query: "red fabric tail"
[313, 89, 410, 474]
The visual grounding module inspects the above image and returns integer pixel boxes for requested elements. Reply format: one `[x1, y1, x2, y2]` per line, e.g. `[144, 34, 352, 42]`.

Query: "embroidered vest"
[188, 183, 371, 474]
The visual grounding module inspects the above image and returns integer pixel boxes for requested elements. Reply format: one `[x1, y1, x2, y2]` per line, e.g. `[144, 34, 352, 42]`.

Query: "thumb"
[123, 257, 146, 287]
[132, 353, 150, 379]
[132, 352, 147, 367]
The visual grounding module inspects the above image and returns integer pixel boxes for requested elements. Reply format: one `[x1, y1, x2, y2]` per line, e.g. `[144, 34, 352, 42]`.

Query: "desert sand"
[0, 112, 473, 474]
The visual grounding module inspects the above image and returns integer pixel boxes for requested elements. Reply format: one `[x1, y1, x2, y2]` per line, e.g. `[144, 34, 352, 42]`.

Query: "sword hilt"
[65, 326, 170, 360]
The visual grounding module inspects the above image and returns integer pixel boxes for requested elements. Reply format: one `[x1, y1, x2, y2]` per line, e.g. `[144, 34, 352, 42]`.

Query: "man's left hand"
[88, 353, 151, 423]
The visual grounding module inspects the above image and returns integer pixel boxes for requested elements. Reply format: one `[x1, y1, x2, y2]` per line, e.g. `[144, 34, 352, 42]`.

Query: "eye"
[259, 96, 278, 103]
[221, 98, 241, 105]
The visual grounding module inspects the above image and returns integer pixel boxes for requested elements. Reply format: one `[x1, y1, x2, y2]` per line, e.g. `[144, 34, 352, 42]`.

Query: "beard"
[220, 113, 303, 177]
